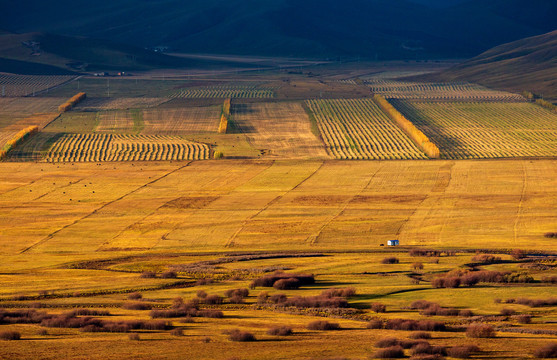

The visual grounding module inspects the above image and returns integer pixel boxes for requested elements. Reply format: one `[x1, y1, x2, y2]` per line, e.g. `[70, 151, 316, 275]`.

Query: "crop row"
[172, 86, 274, 99]
[44, 134, 210, 162]
[392, 100, 557, 159]
[0, 75, 76, 97]
[306, 99, 427, 160]
[366, 80, 525, 101]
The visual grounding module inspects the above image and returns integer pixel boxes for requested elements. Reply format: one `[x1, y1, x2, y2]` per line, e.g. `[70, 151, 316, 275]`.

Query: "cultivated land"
[0, 63, 556, 360]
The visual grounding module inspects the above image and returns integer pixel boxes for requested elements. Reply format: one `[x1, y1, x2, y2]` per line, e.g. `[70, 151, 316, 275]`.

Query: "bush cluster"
[228, 329, 256, 342]
[544, 232, 557, 238]
[0, 331, 21, 340]
[447, 345, 480, 359]
[504, 298, 557, 308]
[260, 287, 355, 309]
[150, 298, 223, 319]
[382, 257, 400, 264]
[267, 326, 293, 336]
[432, 269, 533, 288]
[466, 323, 496, 338]
[374, 345, 405, 359]
[534, 343, 557, 358]
[250, 272, 315, 289]
[367, 318, 446, 332]
[471, 254, 502, 264]
[307, 320, 340, 331]
[224, 288, 249, 304]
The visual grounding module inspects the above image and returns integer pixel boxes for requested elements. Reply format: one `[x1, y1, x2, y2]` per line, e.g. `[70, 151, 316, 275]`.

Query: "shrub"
[129, 333, 140, 341]
[373, 345, 405, 359]
[409, 249, 441, 257]
[514, 314, 532, 324]
[542, 276, 557, 284]
[225, 288, 249, 298]
[160, 271, 177, 279]
[170, 328, 184, 336]
[385, 319, 446, 332]
[408, 355, 443, 360]
[197, 309, 224, 318]
[412, 262, 424, 271]
[140, 271, 157, 278]
[0, 331, 20, 340]
[128, 292, 142, 300]
[229, 329, 256, 342]
[367, 319, 384, 329]
[195, 278, 214, 286]
[250, 272, 315, 289]
[268, 294, 288, 304]
[257, 291, 269, 304]
[382, 257, 399, 264]
[466, 324, 495, 338]
[273, 278, 301, 290]
[411, 343, 447, 356]
[410, 332, 431, 340]
[471, 254, 501, 264]
[376, 337, 399, 348]
[37, 329, 48, 336]
[307, 320, 340, 331]
[534, 343, 557, 358]
[511, 249, 526, 260]
[181, 316, 194, 323]
[123, 302, 152, 310]
[267, 326, 293, 336]
[500, 308, 515, 316]
[321, 287, 356, 298]
[447, 345, 480, 359]
[203, 295, 223, 305]
[196, 290, 208, 299]
[283, 295, 348, 309]
[371, 303, 387, 313]
[544, 232, 556, 238]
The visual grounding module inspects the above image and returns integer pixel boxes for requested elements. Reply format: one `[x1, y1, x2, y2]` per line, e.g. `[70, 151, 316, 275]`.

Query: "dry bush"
[203, 295, 223, 305]
[307, 320, 340, 331]
[367, 319, 384, 329]
[371, 303, 387, 313]
[412, 262, 424, 271]
[229, 329, 256, 342]
[459, 310, 474, 317]
[195, 278, 214, 286]
[376, 337, 399, 348]
[410, 332, 431, 340]
[511, 249, 526, 260]
[373, 345, 405, 359]
[411, 343, 447, 356]
[534, 343, 557, 358]
[128, 292, 142, 300]
[514, 314, 532, 324]
[196, 290, 208, 299]
[409, 249, 442, 257]
[408, 355, 444, 360]
[0, 331, 20, 340]
[505, 298, 557, 307]
[250, 272, 315, 289]
[471, 254, 501, 264]
[37, 329, 48, 336]
[382, 257, 400, 264]
[66, 309, 110, 316]
[386, 319, 446, 332]
[267, 326, 293, 336]
[197, 309, 224, 318]
[225, 288, 249, 298]
[321, 288, 356, 298]
[447, 345, 480, 359]
[160, 271, 178, 279]
[466, 323, 495, 338]
[128, 333, 140, 341]
[123, 302, 152, 310]
[541, 276, 557, 284]
[544, 232, 556, 238]
[257, 291, 269, 304]
[140, 271, 157, 278]
[170, 328, 184, 336]
[268, 294, 287, 304]
[180, 316, 194, 323]
[283, 295, 348, 309]
[273, 278, 301, 290]
[500, 308, 516, 316]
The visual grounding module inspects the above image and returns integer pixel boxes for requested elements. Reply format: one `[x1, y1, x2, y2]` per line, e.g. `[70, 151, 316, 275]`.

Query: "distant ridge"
[422, 30, 557, 101]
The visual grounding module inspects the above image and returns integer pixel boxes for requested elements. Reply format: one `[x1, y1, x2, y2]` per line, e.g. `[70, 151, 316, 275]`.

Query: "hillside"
[424, 30, 557, 101]
[0, 32, 237, 73]
[0, 0, 555, 59]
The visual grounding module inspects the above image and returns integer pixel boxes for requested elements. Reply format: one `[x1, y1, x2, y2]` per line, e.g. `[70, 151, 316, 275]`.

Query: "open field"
[75, 97, 168, 111]
[43, 134, 210, 162]
[0, 97, 67, 115]
[142, 106, 221, 135]
[0, 74, 76, 96]
[393, 101, 557, 159]
[306, 99, 427, 160]
[172, 85, 274, 99]
[0, 160, 556, 359]
[231, 102, 329, 159]
[366, 80, 525, 101]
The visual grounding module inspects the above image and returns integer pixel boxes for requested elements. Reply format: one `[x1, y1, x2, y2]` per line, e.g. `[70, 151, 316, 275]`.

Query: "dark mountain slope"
[1, 0, 555, 59]
[423, 30, 557, 100]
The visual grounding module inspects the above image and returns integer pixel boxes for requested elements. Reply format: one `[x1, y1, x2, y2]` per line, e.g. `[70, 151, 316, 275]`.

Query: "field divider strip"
[18, 162, 193, 254]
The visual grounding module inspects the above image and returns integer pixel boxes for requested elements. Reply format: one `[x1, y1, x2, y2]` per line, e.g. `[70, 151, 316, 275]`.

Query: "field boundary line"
[513, 162, 527, 245]
[307, 162, 384, 245]
[19, 162, 192, 254]
[29, 75, 83, 97]
[224, 160, 326, 248]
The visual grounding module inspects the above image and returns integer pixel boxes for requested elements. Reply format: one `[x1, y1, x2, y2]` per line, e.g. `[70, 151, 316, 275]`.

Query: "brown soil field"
[231, 102, 329, 159]
[0, 97, 66, 115]
[142, 106, 221, 135]
[75, 97, 168, 110]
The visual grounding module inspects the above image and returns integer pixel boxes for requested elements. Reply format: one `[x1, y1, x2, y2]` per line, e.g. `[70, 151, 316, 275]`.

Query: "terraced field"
[393, 100, 557, 159]
[367, 80, 525, 101]
[142, 106, 221, 134]
[306, 99, 427, 160]
[44, 134, 210, 162]
[0, 74, 76, 96]
[172, 85, 274, 99]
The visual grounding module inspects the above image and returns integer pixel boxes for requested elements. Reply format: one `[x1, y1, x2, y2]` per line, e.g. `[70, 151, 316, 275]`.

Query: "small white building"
[387, 240, 399, 246]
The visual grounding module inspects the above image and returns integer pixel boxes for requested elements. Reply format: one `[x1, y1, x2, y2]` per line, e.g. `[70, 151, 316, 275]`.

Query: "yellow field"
[42, 134, 210, 162]
[231, 102, 329, 159]
[142, 106, 221, 134]
[307, 99, 427, 160]
[393, 101, 557, 159]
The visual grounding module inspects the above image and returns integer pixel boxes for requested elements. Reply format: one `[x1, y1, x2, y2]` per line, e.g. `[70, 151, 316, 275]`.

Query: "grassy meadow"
[0, 65, 556, 359]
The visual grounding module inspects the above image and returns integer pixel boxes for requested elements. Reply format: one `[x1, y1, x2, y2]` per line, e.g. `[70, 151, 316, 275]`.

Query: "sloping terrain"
[425, 30, 557, 100]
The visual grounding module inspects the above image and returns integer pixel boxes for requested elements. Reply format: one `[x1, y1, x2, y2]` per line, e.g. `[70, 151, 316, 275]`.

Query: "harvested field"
[0, 97, 66, 115]
[231, 102, 329, 159]
[44, 134, 210, 162]
[367, 80, 525, 101]
[142, 106, 221, 135]
[75, 97, 168, 111]
[306, 99, 427, 160]
[393, 100, 557, 159]
[0, 74, 76, 97]
[172, 85, 274, 99]
[96, 110, 139, 134]
[0, 113, 59, 148]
